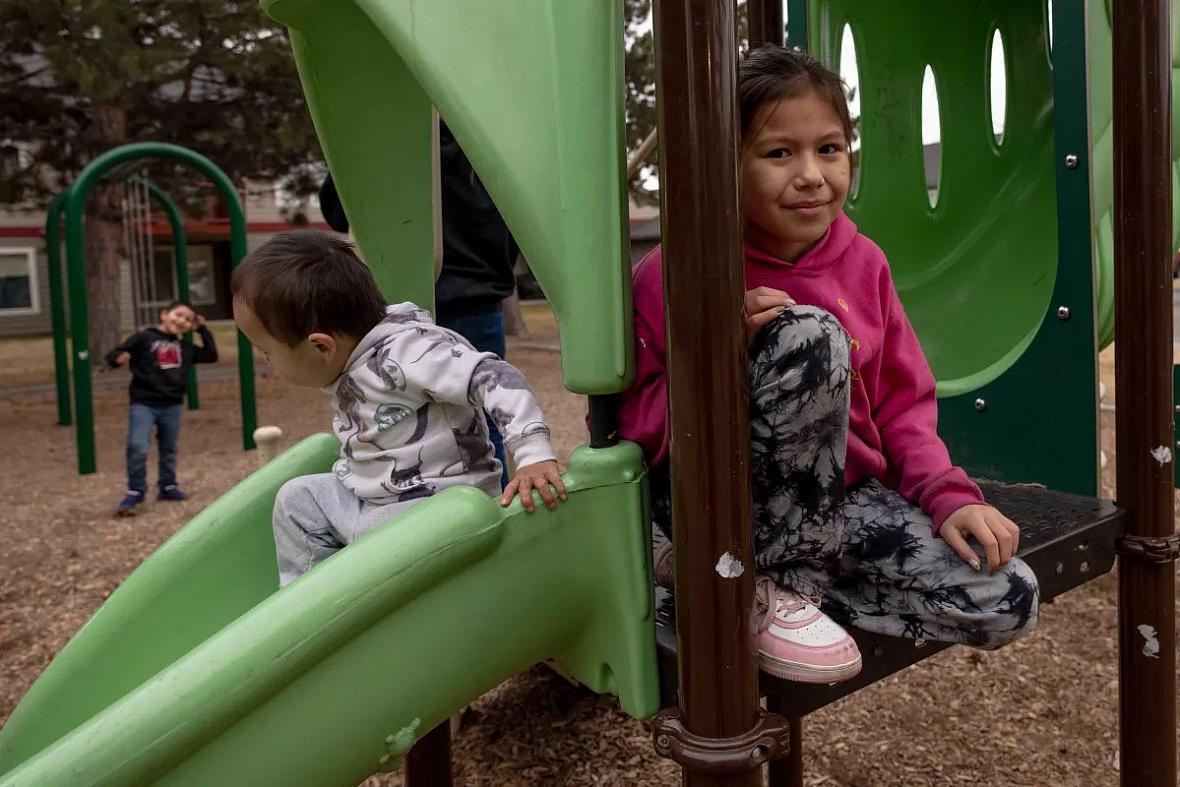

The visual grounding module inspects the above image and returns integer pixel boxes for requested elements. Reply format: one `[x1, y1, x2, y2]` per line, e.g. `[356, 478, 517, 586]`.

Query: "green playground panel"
[810, 0, 1100, 494]
[265, 0, 633, 396]
[1088, 0, 1180, 348]
[0, 438, 659, 785]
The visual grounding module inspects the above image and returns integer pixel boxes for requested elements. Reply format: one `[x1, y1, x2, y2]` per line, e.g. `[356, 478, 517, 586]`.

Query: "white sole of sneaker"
[758, 653, 863, 684]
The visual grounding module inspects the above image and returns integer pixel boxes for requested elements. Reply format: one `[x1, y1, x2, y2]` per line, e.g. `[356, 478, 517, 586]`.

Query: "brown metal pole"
[747, 0, 784, 48]
[649, 1, 789, 785]
[404, 721, 452, 787]
[765, 699, 803, 787]
[1112, 2, 1178, 786]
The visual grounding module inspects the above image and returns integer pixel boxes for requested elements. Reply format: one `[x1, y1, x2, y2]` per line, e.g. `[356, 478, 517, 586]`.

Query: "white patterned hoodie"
[324, 302, 556, 504]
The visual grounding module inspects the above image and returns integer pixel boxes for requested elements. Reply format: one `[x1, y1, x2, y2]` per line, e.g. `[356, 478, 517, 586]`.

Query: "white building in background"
[0, 181, 330, 337]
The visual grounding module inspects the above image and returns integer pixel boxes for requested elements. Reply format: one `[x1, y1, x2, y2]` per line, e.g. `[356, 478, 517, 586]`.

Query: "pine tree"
[0, 0, 322, 356]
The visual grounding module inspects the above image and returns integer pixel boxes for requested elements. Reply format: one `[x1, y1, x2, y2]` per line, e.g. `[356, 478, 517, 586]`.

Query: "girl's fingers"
[969, 522, 1001, 575]
[941, 526, 981, 571]
[1003, 514, 1021, 554]
[987, 515, 1014, 566]
[747, 307, 787, 332]
[748, 294, 794, 312]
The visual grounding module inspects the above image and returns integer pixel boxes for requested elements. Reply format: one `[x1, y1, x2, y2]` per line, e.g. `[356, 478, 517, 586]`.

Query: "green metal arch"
[44, 192, 70, 427]
[63, 142, 256, 475]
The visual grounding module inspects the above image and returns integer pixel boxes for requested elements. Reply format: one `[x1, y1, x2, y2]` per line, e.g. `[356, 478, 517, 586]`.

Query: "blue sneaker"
[158, 485, 188, 502]
[116, 491, 144, 516]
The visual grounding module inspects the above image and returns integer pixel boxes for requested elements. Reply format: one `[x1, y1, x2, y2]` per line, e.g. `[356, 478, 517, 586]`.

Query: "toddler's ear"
[307, 332, 338, 359]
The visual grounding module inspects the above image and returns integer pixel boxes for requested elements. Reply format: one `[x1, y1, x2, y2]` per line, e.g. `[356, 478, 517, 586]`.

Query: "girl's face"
[740, 88, 851, 261]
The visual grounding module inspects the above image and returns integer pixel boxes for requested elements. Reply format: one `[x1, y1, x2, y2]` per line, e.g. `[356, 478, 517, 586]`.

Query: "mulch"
[1, 343, 1175, 786]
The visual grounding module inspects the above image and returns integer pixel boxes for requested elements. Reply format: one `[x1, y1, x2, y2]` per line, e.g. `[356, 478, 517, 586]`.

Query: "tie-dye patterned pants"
[651, 306, 1039, 649]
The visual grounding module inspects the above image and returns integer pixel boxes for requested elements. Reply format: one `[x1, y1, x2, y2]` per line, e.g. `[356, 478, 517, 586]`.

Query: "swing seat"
[653, 481, 1125, 713]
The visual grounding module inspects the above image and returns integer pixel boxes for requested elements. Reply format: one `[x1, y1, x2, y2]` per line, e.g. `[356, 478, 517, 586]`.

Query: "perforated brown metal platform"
[654, 481, 1126, 715]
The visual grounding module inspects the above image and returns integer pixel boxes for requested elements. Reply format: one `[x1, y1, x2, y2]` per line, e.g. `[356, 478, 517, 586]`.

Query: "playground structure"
[44, 142, 258, 474]
[0, 1, 1175, 786]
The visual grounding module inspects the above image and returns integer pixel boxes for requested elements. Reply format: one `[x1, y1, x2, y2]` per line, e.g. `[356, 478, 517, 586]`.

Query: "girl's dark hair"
[231, 230, 388, 346]
[739, 45, 853, 145]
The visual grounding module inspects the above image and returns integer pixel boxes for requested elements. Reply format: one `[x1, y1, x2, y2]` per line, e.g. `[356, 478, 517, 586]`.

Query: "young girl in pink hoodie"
[619, 46, 1039, 684]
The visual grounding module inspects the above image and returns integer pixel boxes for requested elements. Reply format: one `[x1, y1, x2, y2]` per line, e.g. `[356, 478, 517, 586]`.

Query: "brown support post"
[649, 0, 790, 784]
[747, 0, 784, 48]
[1112, 2, 1179, 786]
[765, 697, 803, 787]
[404, 721, 452, 787]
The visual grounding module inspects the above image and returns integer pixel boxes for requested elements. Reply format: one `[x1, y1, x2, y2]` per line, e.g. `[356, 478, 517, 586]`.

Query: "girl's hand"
[940, 504, 1020, 574]
[501, 460, 568, 512]
[745, 286, 796, 344]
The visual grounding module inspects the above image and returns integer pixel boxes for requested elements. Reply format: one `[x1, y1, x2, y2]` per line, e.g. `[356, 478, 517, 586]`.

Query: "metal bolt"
[656, 734, 672, 750]
[1055, 562, 1064, 574]
[1080, 561, 1090, 573]
[1056, 305, 1071, 320]
[1065, 154, 1079, 169]
[914, 638, 928, 649]
[974, 398, 987, 412]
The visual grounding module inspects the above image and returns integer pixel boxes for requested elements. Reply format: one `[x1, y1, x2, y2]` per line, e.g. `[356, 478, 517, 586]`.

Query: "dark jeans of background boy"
[126, 403, 182, 494]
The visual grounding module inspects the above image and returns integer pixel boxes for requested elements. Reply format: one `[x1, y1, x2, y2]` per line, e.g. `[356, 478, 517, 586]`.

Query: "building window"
[0, 247, 38, 315]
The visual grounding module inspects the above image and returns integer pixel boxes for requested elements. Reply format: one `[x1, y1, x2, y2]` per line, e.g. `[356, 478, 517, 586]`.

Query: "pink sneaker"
[755, 575, 862, 684]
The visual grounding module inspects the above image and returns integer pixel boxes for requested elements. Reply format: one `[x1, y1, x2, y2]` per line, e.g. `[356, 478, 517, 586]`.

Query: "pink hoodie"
[617, 212, 984, 533]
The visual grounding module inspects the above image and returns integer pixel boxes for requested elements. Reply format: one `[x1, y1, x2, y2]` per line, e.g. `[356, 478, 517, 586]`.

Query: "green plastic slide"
[0, 437, 660, 785]
[1, 2, 653, 782]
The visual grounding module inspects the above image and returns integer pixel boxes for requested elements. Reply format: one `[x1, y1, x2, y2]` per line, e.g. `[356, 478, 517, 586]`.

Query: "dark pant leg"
[439, 307, 509, 489]
[126, 403, 154, 495]
[155, 404, 182, 491]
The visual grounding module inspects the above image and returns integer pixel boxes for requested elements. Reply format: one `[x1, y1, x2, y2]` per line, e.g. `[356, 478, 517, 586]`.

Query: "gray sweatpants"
[272, 473, 425, 587]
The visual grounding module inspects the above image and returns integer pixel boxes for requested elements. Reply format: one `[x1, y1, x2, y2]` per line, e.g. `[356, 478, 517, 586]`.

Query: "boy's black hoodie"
[105, 326, 218, 406]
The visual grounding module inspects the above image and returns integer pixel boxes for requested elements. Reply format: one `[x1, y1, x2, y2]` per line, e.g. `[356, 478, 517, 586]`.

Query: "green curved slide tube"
[0, 437, 659, 785]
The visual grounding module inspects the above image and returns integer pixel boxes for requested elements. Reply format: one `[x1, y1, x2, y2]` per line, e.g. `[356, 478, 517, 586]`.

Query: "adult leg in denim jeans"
[439, 306, 509, 488]
[126, 404, 156, 495]
[155, 404, 183, 492]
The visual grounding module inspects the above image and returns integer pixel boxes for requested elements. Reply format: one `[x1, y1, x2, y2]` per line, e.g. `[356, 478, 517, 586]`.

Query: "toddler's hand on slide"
[745, 286, 796, 344]
[501, 460, 568, 513]
[940, 504, 1020, 575]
